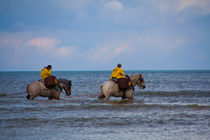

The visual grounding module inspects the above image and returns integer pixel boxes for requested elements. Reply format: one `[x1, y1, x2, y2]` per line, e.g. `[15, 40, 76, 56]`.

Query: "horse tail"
[98, 84, 105, 100]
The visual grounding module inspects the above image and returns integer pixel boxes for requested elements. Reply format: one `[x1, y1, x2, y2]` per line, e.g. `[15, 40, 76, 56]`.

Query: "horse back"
[27, 81, 45, 93]
[102, 81, 119, 93]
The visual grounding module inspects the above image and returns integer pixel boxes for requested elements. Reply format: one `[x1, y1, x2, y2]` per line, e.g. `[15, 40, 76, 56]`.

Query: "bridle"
[136, 74, 144, 86]
[139, 77, 144, 83]
[127, 74, 144, 91]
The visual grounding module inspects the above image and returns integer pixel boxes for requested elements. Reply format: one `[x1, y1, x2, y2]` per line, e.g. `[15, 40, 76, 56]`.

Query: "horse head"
[136, 74, 146, 89]
[58, 79, 72, 96]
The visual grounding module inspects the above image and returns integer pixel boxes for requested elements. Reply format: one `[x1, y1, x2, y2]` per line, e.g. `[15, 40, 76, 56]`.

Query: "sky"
[0, 0, 210, 71]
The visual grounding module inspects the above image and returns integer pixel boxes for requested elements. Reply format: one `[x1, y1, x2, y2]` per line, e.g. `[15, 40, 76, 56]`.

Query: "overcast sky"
[0, 0, 210, 71]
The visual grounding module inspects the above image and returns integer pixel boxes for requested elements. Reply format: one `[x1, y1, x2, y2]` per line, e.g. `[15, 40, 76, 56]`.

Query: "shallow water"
[0, 70, 210, 140]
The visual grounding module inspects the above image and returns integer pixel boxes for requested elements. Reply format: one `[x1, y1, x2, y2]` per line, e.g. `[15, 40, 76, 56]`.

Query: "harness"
[125, 75, 134, 91]
[119, 75, 134, 99]
[126, 74, 144, 91]
[113, 74, 143, 99]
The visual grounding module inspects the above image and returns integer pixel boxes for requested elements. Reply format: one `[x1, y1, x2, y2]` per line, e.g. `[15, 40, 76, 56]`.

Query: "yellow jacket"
[41, 67, 52, 79]
[110, 67, 125, 79]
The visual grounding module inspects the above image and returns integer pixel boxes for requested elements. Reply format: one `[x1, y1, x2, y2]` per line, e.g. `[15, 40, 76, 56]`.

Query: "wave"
[137, 91, 210, 97]
[137, 103, 210, 109]
[40, 101, 210, 110]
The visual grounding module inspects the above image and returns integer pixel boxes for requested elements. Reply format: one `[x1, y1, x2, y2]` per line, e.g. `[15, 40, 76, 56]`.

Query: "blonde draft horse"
[98, 74, 145, 100]
[26, 78, 71, 100]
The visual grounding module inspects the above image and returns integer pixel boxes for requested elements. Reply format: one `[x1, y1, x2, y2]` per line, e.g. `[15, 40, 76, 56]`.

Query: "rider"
[110, 63, 125, 82]
[110, 64, 132, 99]
[41, 65, 59, 90]
[41, 65, 52, 80]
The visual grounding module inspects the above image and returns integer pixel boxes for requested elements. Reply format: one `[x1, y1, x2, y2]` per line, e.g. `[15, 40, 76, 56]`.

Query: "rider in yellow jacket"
[41, 65, 52, 79]
[41, 65, 58, 89]
[110, 64, 125, 81]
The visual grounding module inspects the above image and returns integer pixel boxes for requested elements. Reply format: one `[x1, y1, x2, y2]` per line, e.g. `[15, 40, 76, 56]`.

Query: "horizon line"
[0, 69, 210, 72]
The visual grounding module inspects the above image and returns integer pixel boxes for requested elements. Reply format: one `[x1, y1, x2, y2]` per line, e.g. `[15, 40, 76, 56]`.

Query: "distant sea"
[0, 70, 209, 140]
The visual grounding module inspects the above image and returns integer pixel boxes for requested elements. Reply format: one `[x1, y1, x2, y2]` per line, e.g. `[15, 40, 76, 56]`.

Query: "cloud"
[88, 41, 132, 62]
[177, 0, 210, 13]
[99, 0, 210, 27]
[57, 47, 75, 56]
[25, 37, 60, 50]
[104, 1, 123, 11]
[157, 0, 210, 15]
[0, 36, 22, 48]
[0, 32, 30, 48]
[25, 37, 75, 57]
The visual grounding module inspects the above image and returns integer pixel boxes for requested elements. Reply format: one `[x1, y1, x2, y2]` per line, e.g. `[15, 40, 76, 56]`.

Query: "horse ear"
[69, 80, 72, 85]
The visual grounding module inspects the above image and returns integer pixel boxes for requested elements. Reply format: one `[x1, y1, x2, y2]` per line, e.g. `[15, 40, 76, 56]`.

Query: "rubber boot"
[55, 84, 59, 90]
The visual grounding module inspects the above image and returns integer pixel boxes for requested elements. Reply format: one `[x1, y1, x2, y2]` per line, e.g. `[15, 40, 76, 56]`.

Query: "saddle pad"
[44, 76, 56, 89]
[118, 78, 129, 90]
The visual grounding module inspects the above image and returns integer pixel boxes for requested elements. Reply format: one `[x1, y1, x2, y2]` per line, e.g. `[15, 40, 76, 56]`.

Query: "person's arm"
[46, 69, 52, 76]
[120, 68, 125, 76]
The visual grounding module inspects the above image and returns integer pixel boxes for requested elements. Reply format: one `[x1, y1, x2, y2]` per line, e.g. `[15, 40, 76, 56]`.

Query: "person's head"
[47, 65, 52, 70]
[117, 63, 121, 68]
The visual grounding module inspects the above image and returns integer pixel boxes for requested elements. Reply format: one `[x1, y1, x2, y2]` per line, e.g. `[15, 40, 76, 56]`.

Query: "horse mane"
[129, 74, 141, 83]
[57, 78, 69, 84]
[130, 74, 141, 78]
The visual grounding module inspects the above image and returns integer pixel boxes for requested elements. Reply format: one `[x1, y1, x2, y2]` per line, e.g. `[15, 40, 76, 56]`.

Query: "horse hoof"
[26, 95, 30, 100]
[48, 97, 53, 100]
[122, 95, 126, 100]
[98, 95, 105, 100]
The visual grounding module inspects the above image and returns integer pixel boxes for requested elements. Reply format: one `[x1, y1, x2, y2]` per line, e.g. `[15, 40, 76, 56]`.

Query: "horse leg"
[55, 97, 60, 100]
[26, 91, 36, 100]
[47, 90, 60, 100]
[126, 90, 134, 100]
[127, 96, 133, 100]
[29, 94, 36, 100]
[104, 93, 110, 100]
[48, 90, 55, 100]
[121, 90, 133, 100]
[26, 94, 30, 100]
[54, 90, 60, 100]
[98, 95, 105, 100]
[26, 85, 37, 100]
[122, 90, 126, 99]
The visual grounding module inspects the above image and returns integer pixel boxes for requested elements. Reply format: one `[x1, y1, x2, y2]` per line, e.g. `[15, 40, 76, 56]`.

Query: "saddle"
[117, 78, 129, 91]
[44, 76, 56, 89]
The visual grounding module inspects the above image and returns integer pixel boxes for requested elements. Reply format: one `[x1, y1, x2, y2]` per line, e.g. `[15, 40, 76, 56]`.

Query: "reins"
[128, 74, 144, 91]
[126, 75, 135, 91]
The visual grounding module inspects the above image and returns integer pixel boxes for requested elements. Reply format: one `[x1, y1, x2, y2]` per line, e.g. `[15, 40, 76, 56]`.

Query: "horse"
[98, 74, 145, 100]
[26, 78, 72, 100]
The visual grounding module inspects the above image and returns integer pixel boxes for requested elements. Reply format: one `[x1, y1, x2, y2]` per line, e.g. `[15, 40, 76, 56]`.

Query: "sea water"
[0, 70, 209, 140]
